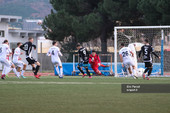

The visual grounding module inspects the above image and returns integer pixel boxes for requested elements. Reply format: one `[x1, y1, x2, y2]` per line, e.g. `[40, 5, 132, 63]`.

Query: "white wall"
[0, 22, 8, 42]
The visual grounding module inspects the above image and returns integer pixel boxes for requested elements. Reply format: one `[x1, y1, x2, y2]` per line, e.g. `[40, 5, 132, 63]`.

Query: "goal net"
[114, 26, 170, 77]
[72, 54, 113, 76]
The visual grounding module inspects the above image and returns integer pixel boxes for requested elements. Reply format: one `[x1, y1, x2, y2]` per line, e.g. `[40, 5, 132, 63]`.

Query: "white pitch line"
[0, 81, 121, 85]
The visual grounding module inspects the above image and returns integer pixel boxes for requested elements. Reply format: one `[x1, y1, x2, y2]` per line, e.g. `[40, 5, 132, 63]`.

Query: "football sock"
[144, 68, 149, 73]
[34, 66, 40, 75]
[77, 67, 84, 75]
[2, 66, 6, 75]
[21, 70, 25, 76]
[55, 66, 60, 76]
[85, 68, 91, 77]
[148, 68, 153, 76]
[60, 67, 63, 77]
[5, 67, 12, 75]
[132, 69, 136, 76]
[13, 68, 20, 77]
[32, 67, 36, 71]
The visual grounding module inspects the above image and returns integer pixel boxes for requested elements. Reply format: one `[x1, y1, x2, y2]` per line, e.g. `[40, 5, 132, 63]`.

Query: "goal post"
[114, 26, 170, 77]
[72, 54, 113, 75]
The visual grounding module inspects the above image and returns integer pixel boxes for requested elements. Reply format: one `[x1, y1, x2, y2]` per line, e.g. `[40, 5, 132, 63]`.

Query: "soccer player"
[138, 39, 160, 80]
[89, 50, 109, 75]
[47, 41, 63, 78]
[13, 42, 27, 78]
[0, 40, 20, 79]
[76, 43, 91, 78]
[119, 43, 138, 79]
[20, 37, 41, 79]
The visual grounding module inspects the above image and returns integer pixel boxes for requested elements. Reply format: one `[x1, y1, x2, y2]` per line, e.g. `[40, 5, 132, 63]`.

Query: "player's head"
[29, 37, 34, 43]
[17, 42, 22, 47]
[144, 39, 149, 44]
[52, 41, 57, 46]
[76, 43, 81, 50]
[92, 50, 96, 56]
[3, 40, 9, 45]
[120, 43, 125, 48]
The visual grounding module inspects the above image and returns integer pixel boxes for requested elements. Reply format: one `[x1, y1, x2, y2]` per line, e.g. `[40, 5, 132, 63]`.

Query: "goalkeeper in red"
[89, 50, 109, 75]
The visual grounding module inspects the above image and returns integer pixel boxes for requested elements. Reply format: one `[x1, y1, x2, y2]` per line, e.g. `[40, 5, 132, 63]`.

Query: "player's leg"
[11, 63, 20, 78]
[83, 62, 91, 78]
[59, 66, 63, 78]
[143, 62, 150, 79]
[125, 62, 136, 79]
[146, 63, 153, 80]
[17, 61, 27, 78]
[21, 63, 27, 78]
[99, 63, 110, 67]
[92, 66, 102, 75]
[34, 61, 40, 75]
[130, 60, 138, 79]
[26, 57, 36, 73]
[77, 64, 85, 77]
[17, 66, 21, 76]
[54, 62, 60, 76]
[2, 60, 20, 78]
[2, 66, 6, 75]
[84, 66, 91, 78]
[1, 60, 6, 79]
[57, 60, 63, 78]
[30, 63, 40, 79]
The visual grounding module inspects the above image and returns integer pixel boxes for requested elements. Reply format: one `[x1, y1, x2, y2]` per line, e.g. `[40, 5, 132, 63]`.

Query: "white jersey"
[47, 46, 62, 63]
[119, 47, 133, 63]
[0, 44, 11, 59]
[13, 47, 21, 62]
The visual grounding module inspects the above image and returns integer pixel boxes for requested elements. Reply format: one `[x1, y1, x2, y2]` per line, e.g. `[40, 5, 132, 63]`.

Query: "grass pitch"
[0, 76, 170, 113]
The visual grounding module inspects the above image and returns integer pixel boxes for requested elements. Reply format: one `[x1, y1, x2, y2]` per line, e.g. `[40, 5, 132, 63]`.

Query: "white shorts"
[0, 58, 13, 67]
[123, 60, 135, 69]
[13, 61, 25, 68]
[52, 60, 62, 67]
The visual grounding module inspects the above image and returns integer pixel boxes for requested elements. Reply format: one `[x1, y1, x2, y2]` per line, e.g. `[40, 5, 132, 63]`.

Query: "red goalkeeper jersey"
[89, 54, 101, 67]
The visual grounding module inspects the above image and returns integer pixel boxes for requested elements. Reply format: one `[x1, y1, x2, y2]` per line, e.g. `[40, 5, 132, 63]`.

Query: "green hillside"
[0, 0, 52, 18]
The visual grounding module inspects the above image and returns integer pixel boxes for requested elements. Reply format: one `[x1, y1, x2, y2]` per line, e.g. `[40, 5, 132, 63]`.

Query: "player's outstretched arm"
[32, 44, 36, 50]
[46, 48, 51, 56]
[20, 43, 26, 51]
[151, 47, 160, 59]
[152, 52, 160, 59]
[58, 49, 63, 56]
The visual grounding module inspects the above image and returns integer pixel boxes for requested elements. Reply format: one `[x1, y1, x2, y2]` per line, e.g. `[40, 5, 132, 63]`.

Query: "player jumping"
[20, 37, 41, 79]
[47, 41, 63, 78]
[89, 50, 109, 75]
[119, 43, 138, 79]
[0, 40, 20, 79]
[76, 43, 91, 78]
[13, 42, 27, 78]
[138, 39, 160, 80]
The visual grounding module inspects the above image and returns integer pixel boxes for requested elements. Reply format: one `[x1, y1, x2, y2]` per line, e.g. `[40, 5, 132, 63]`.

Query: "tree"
[138, 0, 170, 25]
[43, 0, 142, 53]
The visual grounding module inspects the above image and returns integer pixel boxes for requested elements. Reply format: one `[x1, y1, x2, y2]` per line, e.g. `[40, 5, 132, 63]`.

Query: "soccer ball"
[37, 20, 43, 25]
[137, 68, 145, 77]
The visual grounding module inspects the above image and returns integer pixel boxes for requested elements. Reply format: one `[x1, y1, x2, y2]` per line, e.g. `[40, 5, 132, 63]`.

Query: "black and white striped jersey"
[138, 45, 159, 62]
[20, 42, 36, 58]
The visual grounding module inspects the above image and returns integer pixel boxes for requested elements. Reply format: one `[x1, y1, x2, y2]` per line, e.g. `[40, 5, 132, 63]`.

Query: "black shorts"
[26, 57, 37, 65]
[145, 62, 153, 68]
